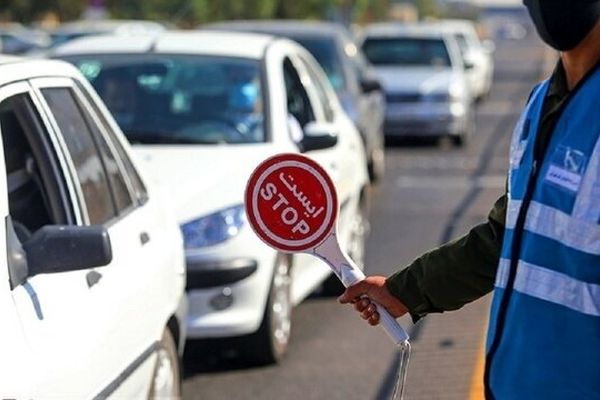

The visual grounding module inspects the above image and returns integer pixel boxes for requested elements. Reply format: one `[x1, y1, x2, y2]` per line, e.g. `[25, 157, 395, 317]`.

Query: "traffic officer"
[339, 1, 600, 398]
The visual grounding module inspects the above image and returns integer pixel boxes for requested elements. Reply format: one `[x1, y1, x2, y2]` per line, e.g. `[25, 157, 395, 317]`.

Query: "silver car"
[359, 23, 475, 146]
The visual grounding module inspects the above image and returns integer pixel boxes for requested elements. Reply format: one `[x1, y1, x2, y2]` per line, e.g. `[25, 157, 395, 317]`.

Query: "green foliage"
[0, 0, 407, 26]
[0, 0, 84, 21]
[415, 0, 438, 19]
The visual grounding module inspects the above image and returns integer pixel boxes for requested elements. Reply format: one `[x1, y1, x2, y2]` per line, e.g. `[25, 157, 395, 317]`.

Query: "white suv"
[0, 57, 186, 399]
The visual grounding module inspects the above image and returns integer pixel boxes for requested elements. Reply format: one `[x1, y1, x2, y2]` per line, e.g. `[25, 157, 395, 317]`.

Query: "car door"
[292, 51, 364, 210]
[0, 79, 106, 398]
[284, 53, 342, 183]
[30, 77, 181, 398]
[292, 51, 369, 255]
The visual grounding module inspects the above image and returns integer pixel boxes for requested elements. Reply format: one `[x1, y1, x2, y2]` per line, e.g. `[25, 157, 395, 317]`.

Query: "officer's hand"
[338, 276, 408, 326]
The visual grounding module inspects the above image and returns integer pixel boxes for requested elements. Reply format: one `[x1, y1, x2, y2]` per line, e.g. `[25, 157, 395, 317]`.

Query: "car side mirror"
[300, 121, 338, 152]
[359, 77, 382, 93]
[23, 225, 112, 277]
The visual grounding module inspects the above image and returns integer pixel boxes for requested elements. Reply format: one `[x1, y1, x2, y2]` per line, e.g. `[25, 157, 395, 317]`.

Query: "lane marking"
[469, 322, 488, 400]
[395, 175, 506, 189]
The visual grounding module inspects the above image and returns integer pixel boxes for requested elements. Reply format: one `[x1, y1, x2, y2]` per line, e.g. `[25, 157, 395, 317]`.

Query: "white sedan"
[0, 57, 186, 398]
[52, 31, 370, 364]
[435, 20, 495, 101]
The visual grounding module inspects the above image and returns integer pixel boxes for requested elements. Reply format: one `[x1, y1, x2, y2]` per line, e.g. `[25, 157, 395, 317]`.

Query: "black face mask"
[523, 0, 600, 51]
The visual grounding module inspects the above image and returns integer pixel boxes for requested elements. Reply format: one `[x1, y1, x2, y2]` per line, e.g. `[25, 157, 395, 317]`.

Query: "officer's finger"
[338, 281, 371, 304]
[368, 312, 380, 326]
[354, 298, 371, 312]
[361, 304, 377, 320]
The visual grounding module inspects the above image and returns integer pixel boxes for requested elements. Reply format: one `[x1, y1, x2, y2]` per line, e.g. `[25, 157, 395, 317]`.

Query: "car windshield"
[362, 37, 451, 67]
[286, 35, 346, 91]
[62, 54, 266, 145]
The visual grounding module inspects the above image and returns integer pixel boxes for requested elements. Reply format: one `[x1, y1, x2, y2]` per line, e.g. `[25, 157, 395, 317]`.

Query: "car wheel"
[321, 192, 370, 296]
[148, 328, 181, 400]
[452, 134, 465, 147]
[368, 145, 385, 183]
[243, 254, 292, 365]
[348, 192, 370, 268]
[453, 111, 476, 148]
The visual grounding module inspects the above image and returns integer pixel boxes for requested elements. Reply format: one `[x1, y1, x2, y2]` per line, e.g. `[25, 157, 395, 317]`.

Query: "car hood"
[133, 144, 282, 223]
[373, 66, 456, 94]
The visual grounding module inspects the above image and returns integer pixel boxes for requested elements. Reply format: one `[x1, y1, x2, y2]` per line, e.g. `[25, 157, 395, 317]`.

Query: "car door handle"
[86, 270, 102, 288]
[140, 231, 150, 245]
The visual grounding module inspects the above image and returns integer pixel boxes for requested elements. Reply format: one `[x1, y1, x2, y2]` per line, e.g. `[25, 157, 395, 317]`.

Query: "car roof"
[0, 55, 26, 65]
[205, 20, 349, 38]
[52, 19, 167, 34]
[50, 30, 277, 60]
[361, 23, 450, 39]
[427, 20, 479, 36]
[0, 57, 82, 87]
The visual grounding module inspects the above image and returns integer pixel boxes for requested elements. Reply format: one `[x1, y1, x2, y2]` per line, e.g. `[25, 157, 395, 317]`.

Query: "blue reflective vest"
[485, 65, 600, 399]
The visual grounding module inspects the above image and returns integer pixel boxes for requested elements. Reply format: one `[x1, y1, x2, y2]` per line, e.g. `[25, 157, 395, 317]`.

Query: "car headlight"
[181, 205, 246, 249]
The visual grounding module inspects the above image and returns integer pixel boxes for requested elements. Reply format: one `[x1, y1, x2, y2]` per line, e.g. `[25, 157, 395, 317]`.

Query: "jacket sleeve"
[386, 193, 507, 321]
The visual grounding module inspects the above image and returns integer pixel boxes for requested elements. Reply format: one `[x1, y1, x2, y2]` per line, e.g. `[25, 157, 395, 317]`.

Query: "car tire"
[347, 192, 370, 268]
[452, 134, 465, 147]
[148, 328, 181, 400]
[453, 111, 476, 148]
[368, 145, 385, 183]
[242, 254, 292, 365]
[321, 191, 370, 296]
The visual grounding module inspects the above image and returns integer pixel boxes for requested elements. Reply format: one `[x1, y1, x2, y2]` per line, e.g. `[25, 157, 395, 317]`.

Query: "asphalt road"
[182, 32, 550, 400]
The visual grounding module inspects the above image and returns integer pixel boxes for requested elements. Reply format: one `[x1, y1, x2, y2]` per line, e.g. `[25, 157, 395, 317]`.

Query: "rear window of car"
[362, 37, 451, 67]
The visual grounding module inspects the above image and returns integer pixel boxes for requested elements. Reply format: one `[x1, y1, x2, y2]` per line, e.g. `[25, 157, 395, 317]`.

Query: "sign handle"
[312, 235, 410, 345]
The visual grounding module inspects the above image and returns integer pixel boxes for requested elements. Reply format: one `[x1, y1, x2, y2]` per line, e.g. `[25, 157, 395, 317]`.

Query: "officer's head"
[523, 0, 600, 51]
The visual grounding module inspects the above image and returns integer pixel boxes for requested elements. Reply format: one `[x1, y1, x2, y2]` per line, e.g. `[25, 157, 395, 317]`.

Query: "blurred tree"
[415, 0, 438, 19]
[0, 0, 84, 22]
[355, 0, 390, 24]
[0, 0, 399, 26]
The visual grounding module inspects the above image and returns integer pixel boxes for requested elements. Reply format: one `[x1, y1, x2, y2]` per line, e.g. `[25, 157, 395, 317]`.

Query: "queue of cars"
[206, 20, 386, 182]
[51, 30, 370, 364]
[358, 21, 494, 146]
[1, 16, 494, 395]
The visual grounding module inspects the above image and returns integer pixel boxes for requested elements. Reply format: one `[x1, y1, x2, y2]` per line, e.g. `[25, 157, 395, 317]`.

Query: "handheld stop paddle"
[244, 153, 410, 345]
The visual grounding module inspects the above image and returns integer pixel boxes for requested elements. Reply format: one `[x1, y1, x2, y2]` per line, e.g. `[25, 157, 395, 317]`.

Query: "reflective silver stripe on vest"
[573, 136, 600, 222]
[495, 258, 511, 287]
[496, 258, 600, 317]
[505, 199, 522, 228]
[505, 200, 600, 255]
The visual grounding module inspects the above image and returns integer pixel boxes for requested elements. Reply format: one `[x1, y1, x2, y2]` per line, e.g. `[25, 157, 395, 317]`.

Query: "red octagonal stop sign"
[245, 153, 338, 253]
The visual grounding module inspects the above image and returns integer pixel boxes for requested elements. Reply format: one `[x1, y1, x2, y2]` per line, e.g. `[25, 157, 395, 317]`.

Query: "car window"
[298, 57, 335, 123]
[41, 87, 117, 225]
[89, 117, 133, 213]
[62, 54, 266, 145]
[283, 57, 315, 127]
[284, 35, 347, 91]
[453, 33, 470, 56]
[79, 86, 148, 205]
[72, 88, 134, 213]
[1, 92, 71, 240]
[362, 37, 452, 67]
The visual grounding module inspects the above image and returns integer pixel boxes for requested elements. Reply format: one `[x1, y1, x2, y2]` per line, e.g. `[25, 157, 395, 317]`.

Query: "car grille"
[385, 92, 421, 104]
